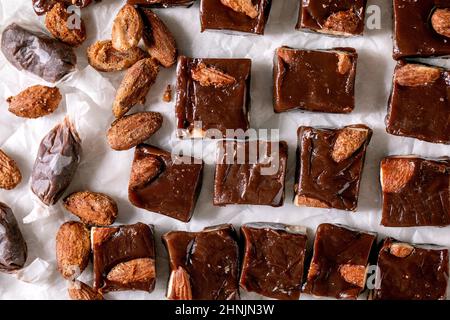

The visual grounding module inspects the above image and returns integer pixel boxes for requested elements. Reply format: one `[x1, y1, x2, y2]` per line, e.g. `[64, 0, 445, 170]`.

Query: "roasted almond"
[45, 2, 86, 47]
[113, 58, 159, 118]
[7, 85, 61, 119]
[87, 40, 147, 72]
[167, 266, 192, 300]
[106, 258, 156, 291]
[140, 8, 178, 68]
[63, 191, 118, 226]
[107, 112, 163, 151]
[337, 53, 352, 74]
[431, 8, 450, 38]
[294, 195, 329, 209]
[380, 158, 415, 193]
[0, 150, 22, 190]
[339, 264, 366, 287]
[395, 64, 441, 87]
[56, 221, 90, 279]
[389, 243, 414, 258]
[129, 153, 164, 189]
[331, 126, 369, 162]
[220, 0, 258, 19]
[323, 9, 359, 36]
[191, 62, 236, 88]
[68, 280, 104, 300]
[112, 4, 143, 52]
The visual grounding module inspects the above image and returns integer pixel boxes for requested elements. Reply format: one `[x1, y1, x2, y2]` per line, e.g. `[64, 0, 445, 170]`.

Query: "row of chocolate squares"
[127, 0, 450, 61]
[130, 125, 450, 227]
[176, 52, 450, 145]
[75, 221, 449, 300]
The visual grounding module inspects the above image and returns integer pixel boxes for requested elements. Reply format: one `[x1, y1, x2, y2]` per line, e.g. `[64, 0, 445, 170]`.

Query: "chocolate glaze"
[127, 0, 195, 7]
[303, 223, 376, 299]
[162, 224, 240, 300]
[128, 144, 203, 222]
[92, 223, 156, 292]
[393, 0, 450, 59]
[200, 0, 272, 35]
[386, 61, 450, 144]
[175, 56, 251, 138]
[297, 0, 367, 36]
[1, 24, 77, 83]
[214, 140, 288, 207]
[0, 203, 27, 273]
[295, 125, 372, 211]
[239, 223, 307, 300]
[274, 47, 357, 113]
[31, 118, 81, 206]
[381, 156, 450, 227]
[374, 238, 449, 300]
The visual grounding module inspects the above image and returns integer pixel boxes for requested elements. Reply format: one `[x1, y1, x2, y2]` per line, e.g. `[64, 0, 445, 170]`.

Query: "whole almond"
[389, 243, 414, 258]
[107, 112, 163, 151]
[106, 258, 156, 291]
[68, 280, 104, 300]
[220, 0, 258, 19]
[339, 264, 366, 287]
[129, 152, 164, 190]
[380, 158, 416, 193]
[0, 150, 22, 190]
[395, 64, 441, 87]
[7, 85, 62, 119]
[332, 126, 370, 162]
[140, 8, 178, 68]
[112, 4, 143, 52]
[431, 8, 450, 38]
[191, 62, 236, 88]
[323, 9, 359, 35]
[87, 40, 147, 72]
[56, 221, 90, 279]
[45, 2, 86, 47]
[63, 191, 118, 226]
[167, 266, 192, 300]
[113, 58, 159, 118]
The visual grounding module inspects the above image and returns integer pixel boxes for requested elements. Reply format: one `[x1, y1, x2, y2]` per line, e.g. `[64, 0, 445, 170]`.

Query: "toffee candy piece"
[92, 223, 156, 292]
[274, 47, 357, 114]
[380, 156, 450, 227]
[386, 62, 450, 144]
[175, 56, 251, 138]
[127, 0, 196, 7]
[162, 224, 240, 300]
[303, 223, 376, 299]
[213, 140, 288, 207]
[373, 238, 449, 300]
[128, 144, 203, 222]
[295, 124, 372, 211]
[31, 118, 81, 206]
[200, 0, 272, 35]
[239, 223, 307, 300]
[1, 23, 76, 83]
[296, 0, 368, 36]
[393, 0, 450, 59]
[0, 203, 27, 273]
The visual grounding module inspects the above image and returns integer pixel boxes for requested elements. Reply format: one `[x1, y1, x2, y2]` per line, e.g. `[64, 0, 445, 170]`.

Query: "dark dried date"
[31, 118, 82, 206]
[0, 203, 27, 273]
[1, 23, 76, 83]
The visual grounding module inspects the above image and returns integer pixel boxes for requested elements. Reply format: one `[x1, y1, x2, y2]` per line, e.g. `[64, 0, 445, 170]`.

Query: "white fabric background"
[0, 0, 449, 299]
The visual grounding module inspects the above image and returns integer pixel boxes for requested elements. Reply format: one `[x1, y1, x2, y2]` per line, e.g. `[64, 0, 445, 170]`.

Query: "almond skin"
[339, 264, 366, 287]
[129, 152, 164, 190]
[87, 40, 147, 72]
[140, 8, 178, 68]
[294, 195, 329, 209]
[45, 2, 86, 47]
[107, 112, 163, 151]
[389, 243, 414, 258]
[431, 8, 450, 38]
[113, 58, 159, 118]
[106, 258, 156, 291]
[220, 0, 258, 19]
[68, 280, 104, 300]
[7, 85, 62, 119]
[0, 150, 22, 190]
[191, 62, 236, 88]
[56, 221, 90, 280]
[63, 191, 118, 226]
[323, 9, 360, 35]
[395, 64, 441, 87]
[167, 266, 192, 300]
[332, 126, 370, 163]
[112, 4, 143, 52]
[381, 158, 415, 193]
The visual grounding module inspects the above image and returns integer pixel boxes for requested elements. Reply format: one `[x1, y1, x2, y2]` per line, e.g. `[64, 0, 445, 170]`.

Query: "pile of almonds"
[56, 191, 119, 300]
